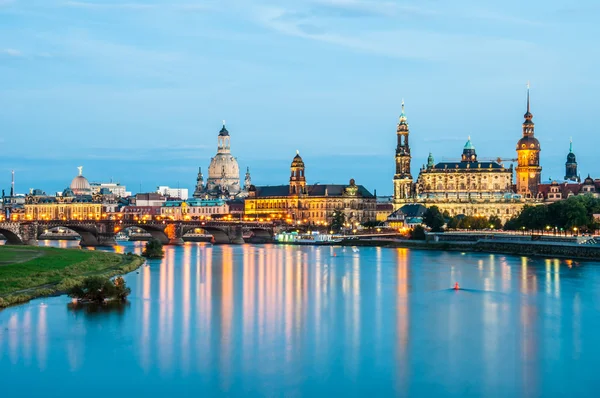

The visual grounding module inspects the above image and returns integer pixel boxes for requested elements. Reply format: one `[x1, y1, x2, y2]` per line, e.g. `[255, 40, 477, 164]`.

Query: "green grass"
[0, 246, 144, 308]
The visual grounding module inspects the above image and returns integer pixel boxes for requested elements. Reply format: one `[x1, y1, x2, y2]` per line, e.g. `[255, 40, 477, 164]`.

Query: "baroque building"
[414, 138, 521, 221]
[193, 122, 251, 199]
[393, 100, 413, 208]
[515, 85, 542, 197]
[244, 152, 376, 225]
[391, 88, 548, 223]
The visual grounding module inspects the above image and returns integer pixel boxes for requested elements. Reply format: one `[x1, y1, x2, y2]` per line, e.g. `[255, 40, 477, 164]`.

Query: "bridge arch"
[120, 224, 170, 245]
[38, 224, 100, 247]
[247, 228, 274, 243]
[0, 227, 25, 245]
[180, 225, 231, 244]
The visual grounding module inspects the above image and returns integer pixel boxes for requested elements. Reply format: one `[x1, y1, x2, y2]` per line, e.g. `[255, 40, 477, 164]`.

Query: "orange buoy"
[333, 253, 337, 257]
[454, 282, 460, 290]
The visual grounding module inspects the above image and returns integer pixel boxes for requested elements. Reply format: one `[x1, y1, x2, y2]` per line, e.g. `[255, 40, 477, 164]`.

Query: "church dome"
[219, 124, 229, 136]
[584, 175, 594, 185]
[517, 135, 540, 150]
[291, 152, 304, 168]
[70, 167, 91, 195]
[207, 153, 240, 194]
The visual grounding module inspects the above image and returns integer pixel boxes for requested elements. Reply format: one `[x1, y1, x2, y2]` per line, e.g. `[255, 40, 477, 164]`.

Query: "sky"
[1, 0, 599, 196]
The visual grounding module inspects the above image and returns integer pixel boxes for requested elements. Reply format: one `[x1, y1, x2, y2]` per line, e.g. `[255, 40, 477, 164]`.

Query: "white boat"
[115, 232, 129, 241]
[275, 231, 343, 245]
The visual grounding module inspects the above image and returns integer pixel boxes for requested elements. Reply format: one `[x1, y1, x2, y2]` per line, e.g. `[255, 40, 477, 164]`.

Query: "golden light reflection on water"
[3, 242, 595, 396]
[396, 248, 409, 389]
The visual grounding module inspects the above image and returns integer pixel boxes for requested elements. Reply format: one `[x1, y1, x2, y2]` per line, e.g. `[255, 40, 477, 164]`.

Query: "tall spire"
[569, 137, 573, 153]
[526, 81, 530, 114]
[399, 99, 407, 124]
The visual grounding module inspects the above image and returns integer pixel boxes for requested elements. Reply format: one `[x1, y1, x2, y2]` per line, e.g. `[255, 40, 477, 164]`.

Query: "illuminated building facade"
[23, 194, 103, 221]
[161, 199, 229, 220]
[393, 100, 413, 209]
[413, 138, 522, 221]
[516, 86, 542, 197]
[245, 152, 376, 225]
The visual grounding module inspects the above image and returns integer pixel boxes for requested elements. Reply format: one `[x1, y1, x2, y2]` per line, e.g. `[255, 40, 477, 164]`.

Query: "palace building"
[193, 122, 252, 199]
[391, 88, 545, 222]
[244, 152, 376, 225]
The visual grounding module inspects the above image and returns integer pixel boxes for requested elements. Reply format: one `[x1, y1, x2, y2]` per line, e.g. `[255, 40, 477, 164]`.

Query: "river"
[1, 242, 600, 397]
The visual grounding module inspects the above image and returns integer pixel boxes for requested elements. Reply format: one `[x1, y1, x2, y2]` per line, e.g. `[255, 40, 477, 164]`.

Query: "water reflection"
[67, 301, 130, 315]
[1, 242, 599, 397]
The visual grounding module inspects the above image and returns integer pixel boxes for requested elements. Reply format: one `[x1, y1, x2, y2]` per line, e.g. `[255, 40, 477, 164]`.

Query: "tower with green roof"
[393, 100, 413, 208]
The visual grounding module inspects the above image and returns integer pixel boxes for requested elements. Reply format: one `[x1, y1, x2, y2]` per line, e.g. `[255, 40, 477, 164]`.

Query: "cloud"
[0, 48, 23, 57]
[62, 1, 215, 11]
[63, 1, 156, 10]
[255, 6, 537, 63]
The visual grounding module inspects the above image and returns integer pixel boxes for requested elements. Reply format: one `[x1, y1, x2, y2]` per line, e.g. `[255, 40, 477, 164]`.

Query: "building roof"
[252, 184, 374, 198]
[430, 161, 506, 170]
[219, 123, 229, 137]
[387, 203, 427, 220]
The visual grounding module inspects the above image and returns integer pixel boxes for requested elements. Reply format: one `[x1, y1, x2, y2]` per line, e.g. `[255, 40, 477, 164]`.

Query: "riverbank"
[338, 238, 600, 261]
[0, 246, 145, 309]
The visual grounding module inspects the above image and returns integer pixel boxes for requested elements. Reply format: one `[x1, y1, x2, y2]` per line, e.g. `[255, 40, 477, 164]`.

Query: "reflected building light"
[37, 305, 47, 371]
[8, 313, 19, 365]
[554, 259, 560, 298]
[22, 310, 32, 366]
[545, 259, 552, 296]
[396, 248, 409, 388]
[521, 257, 528, 294]
[220, 245, 234, 390]
[181, 244, 192, 374]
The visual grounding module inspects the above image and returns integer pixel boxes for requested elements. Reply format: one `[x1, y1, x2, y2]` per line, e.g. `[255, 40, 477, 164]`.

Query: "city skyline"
[1, 0, 599, 194]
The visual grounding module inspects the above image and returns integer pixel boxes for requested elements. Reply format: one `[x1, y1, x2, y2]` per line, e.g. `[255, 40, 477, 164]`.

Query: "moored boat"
[275, 231, 342, 245]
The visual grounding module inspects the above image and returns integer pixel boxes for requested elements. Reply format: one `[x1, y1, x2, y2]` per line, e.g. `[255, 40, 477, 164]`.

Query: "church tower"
[516, 84, 542, 197]
[193, 167, 204, 198]
[289, 151, 306, 195]
[565, 139, 579, 182]
[393, 100, 413, 208]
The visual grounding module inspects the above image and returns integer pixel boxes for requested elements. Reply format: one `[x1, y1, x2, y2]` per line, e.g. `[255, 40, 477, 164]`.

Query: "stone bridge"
[0, 220, 275, 247]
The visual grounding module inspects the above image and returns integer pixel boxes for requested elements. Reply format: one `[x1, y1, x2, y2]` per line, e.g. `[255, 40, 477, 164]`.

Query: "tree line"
[422, 195, 600, 233]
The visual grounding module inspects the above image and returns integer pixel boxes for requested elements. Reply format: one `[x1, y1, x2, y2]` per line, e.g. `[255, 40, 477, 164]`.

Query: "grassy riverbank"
[0, 246, 144, 309]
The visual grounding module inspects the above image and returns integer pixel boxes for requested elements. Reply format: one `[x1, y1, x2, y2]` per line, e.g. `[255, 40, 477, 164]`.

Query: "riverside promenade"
[344, 232, 600, 260]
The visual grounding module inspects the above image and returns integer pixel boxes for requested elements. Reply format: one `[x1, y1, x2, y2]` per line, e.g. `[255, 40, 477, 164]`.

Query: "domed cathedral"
[193, 122, 251, 199]
[244, 151, 376, 225]
[565, 138, 580, 182]
[516, 84, 542, 197]
[70, 166, 92, 196]
[393, 100, 413, 209]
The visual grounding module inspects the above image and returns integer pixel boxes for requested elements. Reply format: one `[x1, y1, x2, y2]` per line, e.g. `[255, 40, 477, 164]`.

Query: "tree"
[409, 225, 426, 240]
[488, 215, 502, 230]
[143, 239, 164, 258]
[503, 217, 520, 231]
[330, 210, 345, 233]
[68, 276, 131, 304]
[423, 206, 445, 232]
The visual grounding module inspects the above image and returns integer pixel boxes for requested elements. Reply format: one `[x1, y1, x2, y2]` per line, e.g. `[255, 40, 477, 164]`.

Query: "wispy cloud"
[62, 1, 215, 11]
[254, 6, 537, 63]
[63, 1, 157, 10]
[0, 48, 23, 57]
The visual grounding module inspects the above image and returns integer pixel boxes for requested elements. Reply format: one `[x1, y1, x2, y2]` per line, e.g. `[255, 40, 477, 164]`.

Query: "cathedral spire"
[569, 137, 573, 153]
[399, 99, 407, 125]
[524, 82, 533, 121]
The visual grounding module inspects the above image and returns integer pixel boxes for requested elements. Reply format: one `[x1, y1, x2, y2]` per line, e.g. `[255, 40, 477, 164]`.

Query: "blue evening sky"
[1, 0, 599, 196]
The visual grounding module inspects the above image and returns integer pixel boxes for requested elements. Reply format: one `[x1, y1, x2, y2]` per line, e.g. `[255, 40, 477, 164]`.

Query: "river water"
[1, 242, 600, 397]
